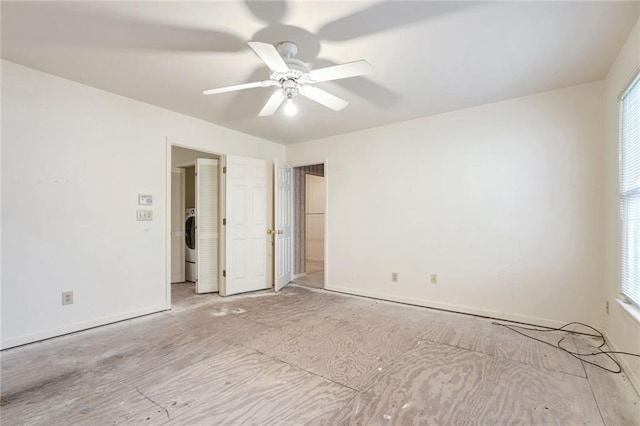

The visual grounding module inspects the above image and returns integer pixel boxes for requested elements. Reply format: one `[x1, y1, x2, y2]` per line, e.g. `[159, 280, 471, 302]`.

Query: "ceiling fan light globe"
[283, 99, 297, 116]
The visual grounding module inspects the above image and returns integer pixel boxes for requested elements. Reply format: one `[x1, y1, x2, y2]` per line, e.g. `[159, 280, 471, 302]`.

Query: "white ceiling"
[2, 1, 638, 144]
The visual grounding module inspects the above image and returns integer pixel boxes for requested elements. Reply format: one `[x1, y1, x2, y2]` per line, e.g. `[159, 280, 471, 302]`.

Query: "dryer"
[185, 208, 197, 282]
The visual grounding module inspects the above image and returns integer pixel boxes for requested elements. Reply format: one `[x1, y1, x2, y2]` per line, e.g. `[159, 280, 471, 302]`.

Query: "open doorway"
[168, 145, 274, 308]
[170, 146, 221, 308]
[291, 164, 325, 289]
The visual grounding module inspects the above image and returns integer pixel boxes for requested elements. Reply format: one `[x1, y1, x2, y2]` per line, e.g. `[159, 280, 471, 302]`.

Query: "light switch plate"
[62, 291, 73, 305]
[137, 210, 153, 221]
[138, 194, 153, 206]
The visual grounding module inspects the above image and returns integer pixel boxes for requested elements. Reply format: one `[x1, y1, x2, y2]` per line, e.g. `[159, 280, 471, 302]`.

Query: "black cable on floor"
[491, 321, 640, 374]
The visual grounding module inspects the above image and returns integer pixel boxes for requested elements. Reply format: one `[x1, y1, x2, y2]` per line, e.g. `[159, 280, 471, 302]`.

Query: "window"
[620, 71, 640, 307]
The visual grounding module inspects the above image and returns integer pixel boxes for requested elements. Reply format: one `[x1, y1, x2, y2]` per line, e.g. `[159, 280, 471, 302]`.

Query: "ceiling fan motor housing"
[276, 41, 298, 58]
[271, 59, 307, 81]
[271, 41, 312, 89]
[282, 79, 297, 99]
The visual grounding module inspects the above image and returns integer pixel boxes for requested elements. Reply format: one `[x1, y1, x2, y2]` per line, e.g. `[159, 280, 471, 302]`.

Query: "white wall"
[288, 82, 604, 328]
[602, 16, 640, 392]
[1, 60, 285, 349]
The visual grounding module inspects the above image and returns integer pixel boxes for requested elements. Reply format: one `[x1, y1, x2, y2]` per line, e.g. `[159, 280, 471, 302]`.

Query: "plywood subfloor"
[2, 285, 639, 425]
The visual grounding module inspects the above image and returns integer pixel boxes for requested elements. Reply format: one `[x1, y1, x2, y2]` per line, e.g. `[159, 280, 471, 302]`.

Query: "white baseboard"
[0, 305, 167, 350]
[305, 257, 324, 263]
[324, 284, 570, 329]
[602, 329, 640, 396]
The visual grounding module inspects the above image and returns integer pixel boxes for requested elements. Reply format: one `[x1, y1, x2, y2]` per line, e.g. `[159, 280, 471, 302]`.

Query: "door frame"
[171, 167, 186, 284]
[165, 141, 225, 309]
[290, 159, 329, 289]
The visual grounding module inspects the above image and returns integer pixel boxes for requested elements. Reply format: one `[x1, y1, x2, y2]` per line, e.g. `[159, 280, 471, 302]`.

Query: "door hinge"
[223, 218, 226, 225]
[223, 270, 226, 277]
[223, 166, 227, 174]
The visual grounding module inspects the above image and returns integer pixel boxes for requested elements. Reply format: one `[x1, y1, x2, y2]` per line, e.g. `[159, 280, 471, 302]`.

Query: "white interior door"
[274, 160, 293, 291]
[223, 155, 268, 296]
[196, 158, 219, 293]
[171, 168, 185, 283]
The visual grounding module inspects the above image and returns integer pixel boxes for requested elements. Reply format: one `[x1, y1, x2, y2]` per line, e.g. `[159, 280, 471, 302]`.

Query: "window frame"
[619, 69, 640, 308]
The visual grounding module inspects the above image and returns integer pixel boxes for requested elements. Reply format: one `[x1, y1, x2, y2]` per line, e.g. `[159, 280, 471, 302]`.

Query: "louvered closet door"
[171, 168, 185, 283]
[196, 158, 219, 293]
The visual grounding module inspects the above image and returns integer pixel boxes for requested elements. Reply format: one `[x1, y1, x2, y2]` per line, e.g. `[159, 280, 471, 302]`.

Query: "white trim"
[618, 65, 640, 101]
[602, 329, 640, 396]
[324, 284, 573, 329]
[165, 139, 172, 309]
[1, 305, 167, 350]
[324, 158, 329, 289]
[616, 297, 640, 326]
[170, 167, 186, 284]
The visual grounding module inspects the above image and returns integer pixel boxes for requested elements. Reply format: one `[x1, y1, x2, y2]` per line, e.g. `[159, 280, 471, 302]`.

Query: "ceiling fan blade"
[259, 90, 285, 116]
[299, 86, 348, 111]
[313, 58, 399, 107]
[308, 60, 371, 83]
[202, 80, 274, 95]
[248, 41, 289, 73]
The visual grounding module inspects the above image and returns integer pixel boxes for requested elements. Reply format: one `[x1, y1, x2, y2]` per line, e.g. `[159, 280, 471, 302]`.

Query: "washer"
[185, 208, 197, 282]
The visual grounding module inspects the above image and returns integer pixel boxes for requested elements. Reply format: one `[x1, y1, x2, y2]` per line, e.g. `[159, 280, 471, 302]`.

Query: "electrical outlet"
[136, 210, 153, 221]
[430, 274, 438, 284]
[391, 272, 398, 283]
[62, 291, 74, 306]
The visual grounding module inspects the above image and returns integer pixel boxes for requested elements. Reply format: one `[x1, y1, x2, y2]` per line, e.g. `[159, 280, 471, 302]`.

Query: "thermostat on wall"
[138, 194, 153, 205]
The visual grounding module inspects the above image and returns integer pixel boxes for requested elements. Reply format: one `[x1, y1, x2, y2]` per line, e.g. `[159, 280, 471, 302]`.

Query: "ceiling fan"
[202, 41, 371, 116]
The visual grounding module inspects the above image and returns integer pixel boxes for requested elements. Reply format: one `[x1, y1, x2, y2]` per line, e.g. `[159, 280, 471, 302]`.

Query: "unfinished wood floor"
[2, 285, 639, 425]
